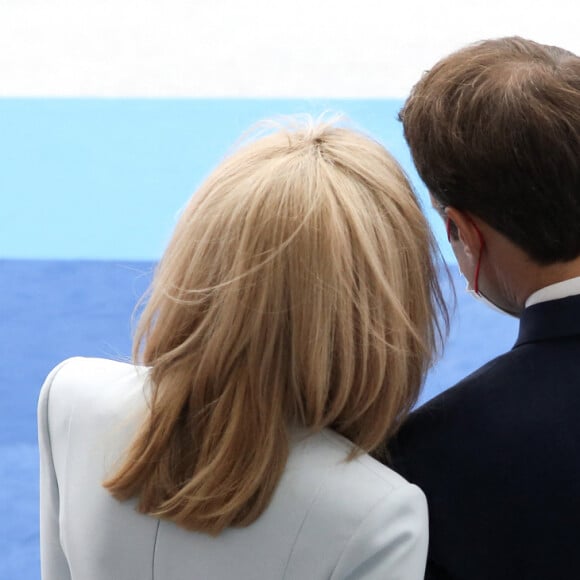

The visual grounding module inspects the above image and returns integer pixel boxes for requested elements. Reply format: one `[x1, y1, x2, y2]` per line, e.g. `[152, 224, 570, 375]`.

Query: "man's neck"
[522, 258, 580, 306]
[473, 221, 580, 312]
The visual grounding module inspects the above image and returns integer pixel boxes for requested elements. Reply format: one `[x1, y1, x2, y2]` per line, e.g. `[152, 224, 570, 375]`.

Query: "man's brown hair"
[400, 36, 580, 264]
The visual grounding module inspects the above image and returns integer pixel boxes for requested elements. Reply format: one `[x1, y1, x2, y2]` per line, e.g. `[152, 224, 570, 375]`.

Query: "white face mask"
[462, 276, 518, 318]
[448, 214, 519, 317]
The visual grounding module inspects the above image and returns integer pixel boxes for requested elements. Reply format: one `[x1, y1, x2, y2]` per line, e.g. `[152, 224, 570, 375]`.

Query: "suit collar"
[515, 294, 580, 347]
[525, 276, 580, 308]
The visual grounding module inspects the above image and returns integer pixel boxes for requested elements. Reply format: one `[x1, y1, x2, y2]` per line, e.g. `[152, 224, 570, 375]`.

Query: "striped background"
[1, 1, 574, 577]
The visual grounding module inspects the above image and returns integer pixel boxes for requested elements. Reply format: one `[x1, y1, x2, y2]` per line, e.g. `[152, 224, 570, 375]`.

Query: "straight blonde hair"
[104, 118, 447, 535]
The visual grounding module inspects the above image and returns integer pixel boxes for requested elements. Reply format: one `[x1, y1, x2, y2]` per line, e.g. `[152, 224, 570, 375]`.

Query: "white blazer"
[38, 357, 428, 580]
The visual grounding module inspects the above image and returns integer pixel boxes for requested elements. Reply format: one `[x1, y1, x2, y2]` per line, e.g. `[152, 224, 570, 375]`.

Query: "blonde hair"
[104, 117, 447, 535]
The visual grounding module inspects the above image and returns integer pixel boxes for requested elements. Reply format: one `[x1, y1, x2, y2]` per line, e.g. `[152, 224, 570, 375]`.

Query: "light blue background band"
[0, 98, 452, 262]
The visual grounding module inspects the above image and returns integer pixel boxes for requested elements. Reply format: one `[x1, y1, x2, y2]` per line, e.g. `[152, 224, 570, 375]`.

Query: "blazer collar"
[515, 294, 580, 348]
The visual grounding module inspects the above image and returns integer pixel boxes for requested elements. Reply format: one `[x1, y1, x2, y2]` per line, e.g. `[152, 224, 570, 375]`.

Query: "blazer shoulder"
[288, 429, 426, 527]
[318, 429, 414, 491]
[42, 356, 145, 387]
[282, 430, 428, 579]
[401, 344, 532, 432]
[38, 357, 149, 431]
[387, 345, 544, 481]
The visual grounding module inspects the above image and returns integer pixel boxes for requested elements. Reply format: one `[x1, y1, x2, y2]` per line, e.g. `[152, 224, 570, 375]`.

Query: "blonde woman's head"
[105, 117, 447, 534]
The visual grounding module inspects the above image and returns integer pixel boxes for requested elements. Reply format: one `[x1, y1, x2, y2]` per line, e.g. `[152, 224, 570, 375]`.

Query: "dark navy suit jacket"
[388, 294, 580, 579]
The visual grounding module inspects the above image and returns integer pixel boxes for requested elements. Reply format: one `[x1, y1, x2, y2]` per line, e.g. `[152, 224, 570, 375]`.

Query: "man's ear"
[445, 207, 484, 259]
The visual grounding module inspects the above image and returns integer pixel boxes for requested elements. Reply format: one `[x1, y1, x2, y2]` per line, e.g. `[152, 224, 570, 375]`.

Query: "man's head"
[400, 37, 580, 266]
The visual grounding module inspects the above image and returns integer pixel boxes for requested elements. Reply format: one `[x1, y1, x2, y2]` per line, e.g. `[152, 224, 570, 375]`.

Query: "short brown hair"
[104, 118, 447, 535]
[400, 36, 580, 264]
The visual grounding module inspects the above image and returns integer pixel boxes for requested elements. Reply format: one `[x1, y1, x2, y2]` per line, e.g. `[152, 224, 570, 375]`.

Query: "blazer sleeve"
[38, 359, 76, 580]
[331, 483, 428, 580]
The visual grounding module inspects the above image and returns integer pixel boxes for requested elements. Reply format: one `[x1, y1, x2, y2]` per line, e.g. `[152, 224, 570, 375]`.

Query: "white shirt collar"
[525, 276, 580, 308]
